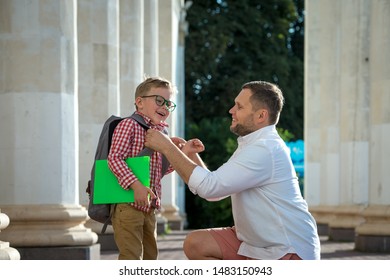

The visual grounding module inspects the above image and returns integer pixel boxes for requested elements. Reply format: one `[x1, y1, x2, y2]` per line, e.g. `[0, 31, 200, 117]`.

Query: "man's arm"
[145, 129, 199, 184]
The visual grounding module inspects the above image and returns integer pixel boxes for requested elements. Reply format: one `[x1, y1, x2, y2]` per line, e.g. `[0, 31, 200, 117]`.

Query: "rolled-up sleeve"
[188, 166, 209, 195]
[188, 144, 273, 200]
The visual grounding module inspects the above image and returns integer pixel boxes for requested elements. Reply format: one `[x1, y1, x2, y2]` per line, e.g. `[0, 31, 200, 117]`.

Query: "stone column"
[305, 0, 371, 241]
[77, 0, 120, 250]
[0, 1, 98, 259]
[0, 210, 20, 260]
[176, 0, 190, 225]
[120, 0, 144, 115]
[144, 0, 159, 76]
[143, 0, 169, 233]
[305, 0, 342, 235]
[158, 0, 185, 230]
[327, 0, 371, 241]
[355, 0, 390, 252]
[306, 0, 390, 251]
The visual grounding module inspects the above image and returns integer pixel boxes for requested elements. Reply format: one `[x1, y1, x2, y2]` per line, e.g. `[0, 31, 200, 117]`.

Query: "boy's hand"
[130, 181, 156, 206]
[182, 138, 205, 155]
[171, 136, 187, 149]
[170, 137, 204, 154]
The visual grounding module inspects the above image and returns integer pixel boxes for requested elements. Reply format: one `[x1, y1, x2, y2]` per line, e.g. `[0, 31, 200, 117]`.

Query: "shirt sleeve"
[188, 144, 273, 199]
[107, 119, 139, 189]
[165, 165, 175, 175]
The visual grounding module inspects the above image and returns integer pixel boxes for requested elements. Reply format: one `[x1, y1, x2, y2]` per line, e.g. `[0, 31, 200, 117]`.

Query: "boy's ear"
[135, 96, 143, 109]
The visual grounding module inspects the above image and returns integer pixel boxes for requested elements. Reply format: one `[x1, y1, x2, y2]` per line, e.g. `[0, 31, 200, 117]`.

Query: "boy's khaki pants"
[112, 204, 157, 260]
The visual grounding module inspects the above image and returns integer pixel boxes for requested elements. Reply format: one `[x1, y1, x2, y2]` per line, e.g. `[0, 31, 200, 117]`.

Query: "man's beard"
[230, 123, 254, 136]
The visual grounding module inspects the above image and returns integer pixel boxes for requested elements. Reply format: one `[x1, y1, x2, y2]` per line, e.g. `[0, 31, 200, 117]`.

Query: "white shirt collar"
[237, 124, 276, 145]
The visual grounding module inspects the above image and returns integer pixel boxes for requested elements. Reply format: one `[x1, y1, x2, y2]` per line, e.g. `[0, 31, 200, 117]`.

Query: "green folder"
[93, 156, 150, 204]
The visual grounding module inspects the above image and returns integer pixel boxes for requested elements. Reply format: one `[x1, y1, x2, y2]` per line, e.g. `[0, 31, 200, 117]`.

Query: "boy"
[107, 76, 177, 260]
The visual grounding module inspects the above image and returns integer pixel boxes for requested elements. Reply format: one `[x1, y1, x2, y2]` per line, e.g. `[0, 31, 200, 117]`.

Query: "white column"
[305, 0, 342, 233]
[176, 0, 189, 221]
[77, 0, 120, 237]
[325, 0, 371, 240]
[144, 0, 159, 76]
[305, 0, 372, 241]
[0, 0, 97, 258]
[355, 0, 390, 252]
[119, 0, 144, 115]
[306, 0, 390, 250]
[158, 0, 185, 230]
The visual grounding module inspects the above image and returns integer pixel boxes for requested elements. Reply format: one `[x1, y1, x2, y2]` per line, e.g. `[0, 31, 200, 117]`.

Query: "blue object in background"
[286, 140, 304, 177]
[286, 139, 305, 196]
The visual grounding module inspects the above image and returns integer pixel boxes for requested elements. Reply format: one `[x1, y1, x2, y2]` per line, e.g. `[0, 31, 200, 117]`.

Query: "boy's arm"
[171, 137, 207, 169]
[107, 119, 139, 189]
[182, 139, 207, 169]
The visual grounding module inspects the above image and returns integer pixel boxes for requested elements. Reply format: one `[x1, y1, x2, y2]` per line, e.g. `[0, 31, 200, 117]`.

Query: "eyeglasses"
[141, 95, 176, 112]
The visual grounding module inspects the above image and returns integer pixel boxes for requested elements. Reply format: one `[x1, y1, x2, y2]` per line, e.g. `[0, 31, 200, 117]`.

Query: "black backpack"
[86, 112, 169, 233]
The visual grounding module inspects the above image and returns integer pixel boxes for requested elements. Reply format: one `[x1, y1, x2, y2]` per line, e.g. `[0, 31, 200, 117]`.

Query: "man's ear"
[256, 109, 268, 122]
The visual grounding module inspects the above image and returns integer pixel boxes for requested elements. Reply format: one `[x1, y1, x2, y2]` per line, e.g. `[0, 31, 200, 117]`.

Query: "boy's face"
[136, 87, 173, 125]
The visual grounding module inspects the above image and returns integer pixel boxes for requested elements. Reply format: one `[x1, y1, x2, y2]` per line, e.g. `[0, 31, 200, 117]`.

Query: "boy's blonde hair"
[135, 76, 176, 99]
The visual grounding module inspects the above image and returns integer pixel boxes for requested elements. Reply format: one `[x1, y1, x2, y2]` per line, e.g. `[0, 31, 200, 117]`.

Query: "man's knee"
[183, 230, 222, 260]
[183, 232, 197, 258]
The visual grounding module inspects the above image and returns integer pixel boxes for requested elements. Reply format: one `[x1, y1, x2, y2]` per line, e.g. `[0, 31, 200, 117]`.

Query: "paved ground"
[100, 230, 390, 260]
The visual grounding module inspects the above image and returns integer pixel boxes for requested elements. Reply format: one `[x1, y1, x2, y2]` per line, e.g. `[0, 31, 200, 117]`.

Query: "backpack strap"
[101, 204, 116, 234]
[129, 113, 170, 175]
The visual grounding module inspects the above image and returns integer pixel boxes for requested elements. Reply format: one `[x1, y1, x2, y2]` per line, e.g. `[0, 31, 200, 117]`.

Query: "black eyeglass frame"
[140, 95, 176, 112]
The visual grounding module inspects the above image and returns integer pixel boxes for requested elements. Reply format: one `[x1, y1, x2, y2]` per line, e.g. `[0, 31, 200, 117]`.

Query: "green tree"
[184, 0, 304, 229]
[185, 117, 237, 228]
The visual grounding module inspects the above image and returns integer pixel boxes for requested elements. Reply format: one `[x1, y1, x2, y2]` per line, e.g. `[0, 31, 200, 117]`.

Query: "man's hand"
[145, 129, 172, 153]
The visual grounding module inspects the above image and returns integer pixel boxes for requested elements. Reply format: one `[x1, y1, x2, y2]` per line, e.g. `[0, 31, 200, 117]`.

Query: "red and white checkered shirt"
[107, 111, 173, 212]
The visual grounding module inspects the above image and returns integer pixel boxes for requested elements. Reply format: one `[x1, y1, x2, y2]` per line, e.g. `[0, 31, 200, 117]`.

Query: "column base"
[355, 235, 390, 252]
[157, 216, 168, 234]
[309, 205, 336, 236]
[317, 223, 329, 236]
[0, 241, 20, 260]
[329, 227, 355, 242]
[0, 205, 98, 247]
[162, 204, 184, 231]
[98, 233, 117, 251]
[354, 205, 390, 252]
[327, 205, 365, 242]
[16, 244, 101, 260]
[168, 219, 184, 231]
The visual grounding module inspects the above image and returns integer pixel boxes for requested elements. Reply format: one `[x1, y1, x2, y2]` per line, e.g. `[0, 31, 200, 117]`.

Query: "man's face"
[228, 89, 258, 136]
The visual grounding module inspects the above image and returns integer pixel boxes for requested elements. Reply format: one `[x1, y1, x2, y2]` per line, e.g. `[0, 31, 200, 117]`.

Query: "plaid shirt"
[107, 112, 173, 212]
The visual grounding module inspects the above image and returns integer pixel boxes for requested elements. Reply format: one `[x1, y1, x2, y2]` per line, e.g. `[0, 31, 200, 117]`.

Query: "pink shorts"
[208, 227, 301, 260]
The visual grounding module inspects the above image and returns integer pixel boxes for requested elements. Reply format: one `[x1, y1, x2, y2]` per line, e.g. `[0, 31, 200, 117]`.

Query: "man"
[145, 81, 321, 260]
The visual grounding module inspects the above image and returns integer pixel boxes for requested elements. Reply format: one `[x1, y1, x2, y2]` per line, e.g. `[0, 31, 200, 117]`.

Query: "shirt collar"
[237, 125, 276, 145]
[134, 111, 169, 130]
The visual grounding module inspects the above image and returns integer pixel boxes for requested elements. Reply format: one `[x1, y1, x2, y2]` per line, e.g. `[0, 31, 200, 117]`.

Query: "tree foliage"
[184, 0, 305, 229]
